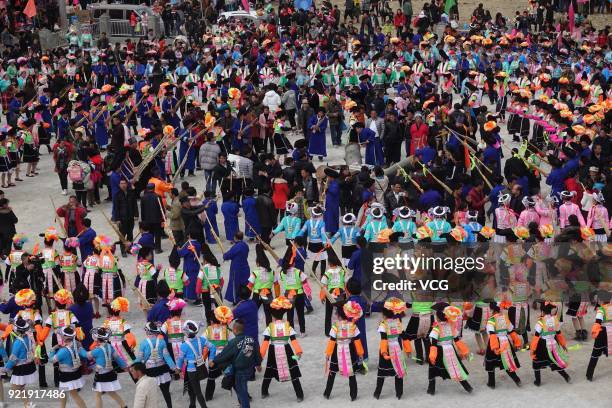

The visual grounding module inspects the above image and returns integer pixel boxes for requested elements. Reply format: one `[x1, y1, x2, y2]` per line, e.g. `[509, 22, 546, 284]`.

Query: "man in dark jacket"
[0, 197, 18, 259]
[255, 187, 276, 243]
[140, 183, 164, 253]
[112, 179, 139, 256]
[212, 318, 262, 408]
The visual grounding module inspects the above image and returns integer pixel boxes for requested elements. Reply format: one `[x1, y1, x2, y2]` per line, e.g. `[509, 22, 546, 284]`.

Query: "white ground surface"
[2, 107, 611, 408]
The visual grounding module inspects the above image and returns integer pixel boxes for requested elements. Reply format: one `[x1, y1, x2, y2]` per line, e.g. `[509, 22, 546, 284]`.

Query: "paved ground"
[2, 102, 611, 408]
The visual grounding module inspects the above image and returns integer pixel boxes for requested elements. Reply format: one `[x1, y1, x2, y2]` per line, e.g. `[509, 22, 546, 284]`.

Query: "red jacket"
[271, 180, 290, 210]
[394, 13, 406, 27]
[56, 205, 87, 236]
[409, 122, 429, 155]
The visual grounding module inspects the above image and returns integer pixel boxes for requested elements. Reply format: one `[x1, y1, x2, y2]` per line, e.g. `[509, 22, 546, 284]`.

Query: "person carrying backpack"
[67, 158, 91, 209]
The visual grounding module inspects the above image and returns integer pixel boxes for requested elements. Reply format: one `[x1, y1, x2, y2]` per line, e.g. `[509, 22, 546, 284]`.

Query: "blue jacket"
[177, 336, 216, 372]
[233, 300, 259, 339]
[147, 298, 170, 323]
[223, 241, 250, 303]
[136, 336, 176, 370]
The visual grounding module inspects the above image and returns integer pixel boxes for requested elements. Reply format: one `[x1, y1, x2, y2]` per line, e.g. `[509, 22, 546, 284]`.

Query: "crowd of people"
[0, 0, 610, 407]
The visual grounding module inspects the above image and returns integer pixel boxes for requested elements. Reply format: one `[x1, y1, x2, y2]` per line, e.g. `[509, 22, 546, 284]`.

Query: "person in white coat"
[131, 362, 162, 408]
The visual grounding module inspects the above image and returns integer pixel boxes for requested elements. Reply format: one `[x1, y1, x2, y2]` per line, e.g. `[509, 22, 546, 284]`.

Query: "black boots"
[427, 379, 436, 395]
[559, 370, 571, 383]
[534, 369, 541, 386]
[507, 370, 522, 386]
[460, 380, 473, 393]
[574, 329, 588, 341]
[487, 371, 496, 389]
[586, 357, 598, 381]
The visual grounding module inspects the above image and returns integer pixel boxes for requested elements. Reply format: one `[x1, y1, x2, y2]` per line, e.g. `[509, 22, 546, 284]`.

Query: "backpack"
[68, 163, 84, 182]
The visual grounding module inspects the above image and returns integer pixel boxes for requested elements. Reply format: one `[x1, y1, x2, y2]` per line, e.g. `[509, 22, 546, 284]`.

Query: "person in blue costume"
[77, 218, 96, 260]
[223, 231, 250, 304]
[307, 108, 328, 161]
[175, 320, 216, 408]
[355, 122, 384, 166]
[2, 318, 37, 398]
[49, 327, 88, 408]
[242, 188, 260, 241]
[391, 206, 417, 244]
[178, 119, 196, 177]
[271, 201, 302, 246]
[347, 236, 366, 282]
[346, 278, 369, 361]
[426, 206, 452, 243]
[330, 213, 361, 266]
[297, 205, 329, 278]
[87, 327, 128, 408]
[161, 88, 181, 129]
[135, 322, 176, 408]
[323, 167, 341, 235]
[202, 190, 220, 245]
[91, 96, 109, 148]
[136, 222, 156, 264]
[137, 86, 156, 130]
[221, 191, 240, 241]
[177, 230, 202, 303]
[146, 280, 171, 324]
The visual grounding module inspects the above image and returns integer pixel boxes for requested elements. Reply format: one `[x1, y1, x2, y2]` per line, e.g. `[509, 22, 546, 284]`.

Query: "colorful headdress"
[580, 226, 595, 241]
[93, 234, 112, 250]
[270, 296, 293, 310]
[214, 306, 234, 324]
[167, 298, 187, 311]
[343, 301, 363, 322]
[54, 289, 73, 305]
[514, 226, 530, 240]
[479, 225, 495, 239]
[483, 121, 498, 132]
[443, 305, 462, 322]
[44, 227, 59, 241]
[450, 226, 468, 242]
[538, 224, 554, 238]
[110, 297, 129, 313]
[12, 233, 27, 247]
[228, 88, 241, 100]
[163, 125, 175, 137]
[15, 289, 36, 306]
[416, 225, 434, 240]
[204, 112, 216, 128]
[383, 298, 407, 314]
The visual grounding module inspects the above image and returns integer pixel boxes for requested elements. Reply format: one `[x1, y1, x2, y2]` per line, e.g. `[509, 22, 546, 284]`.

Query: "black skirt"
[532, 337, 565, 370]
[94, 369, 118, 384]
[428, 344, 469, 380]
[507, 305, 531, 334]
[0, 156, 10, 173]
[377, 337, 409, 377]
[263, 343, 301, 381]
[58, 369, 82, 383]
[8, 151, 19, 168]
[146, 364, 170, 377]
[14, 361, 36, 376]
[22, 144, 39, 163]
[484, 338, 520, 371]
[403, 314, 434, 340]
[273, 133, 292, 155]
[328, 341, 363, 374]
[465, 305, 487, 331]
[341, 244, 357, 259]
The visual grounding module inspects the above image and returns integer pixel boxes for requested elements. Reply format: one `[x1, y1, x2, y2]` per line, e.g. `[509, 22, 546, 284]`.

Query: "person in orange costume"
[530, 301, 571, 386]
[586, 291, 611, 381]
[38, 289, 84, 387]
[322, 301, 365, 401]
[147, 167, 173, 207]
[484, 301, 522, 388]
[260, 296, 304, 402]
[100, 297, 137, 369]
[427, 302, 473, 395]
[373, 298, 412, 400]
